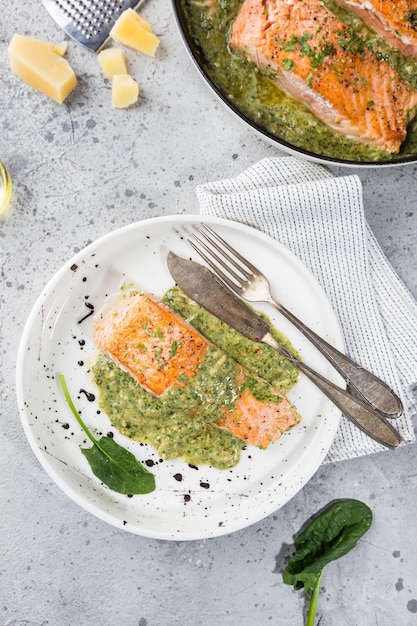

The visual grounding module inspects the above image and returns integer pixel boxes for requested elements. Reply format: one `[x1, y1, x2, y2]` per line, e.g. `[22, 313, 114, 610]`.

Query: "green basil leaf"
[82, 437, 155, 495]
[283, 499, 372, 594]
[58, 374, 155, 495]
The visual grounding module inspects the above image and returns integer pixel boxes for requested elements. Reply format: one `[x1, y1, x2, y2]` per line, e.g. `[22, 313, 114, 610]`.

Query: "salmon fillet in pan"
[333, 0, 417, 59]
[230, 0, 417, 153]
[94, 292, 301, 449]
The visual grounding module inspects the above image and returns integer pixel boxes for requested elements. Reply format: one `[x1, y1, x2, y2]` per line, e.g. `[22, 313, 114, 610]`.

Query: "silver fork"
[189, 223, 403, 419]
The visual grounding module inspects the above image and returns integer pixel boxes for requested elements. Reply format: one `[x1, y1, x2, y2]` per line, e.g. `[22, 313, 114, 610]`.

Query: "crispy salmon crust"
[94, 292, 208, 397]
[333, 0, 417, 59]
[230, 0, 417, 153]
[217, 370, 301, 449]
[94, 292, 300, 449]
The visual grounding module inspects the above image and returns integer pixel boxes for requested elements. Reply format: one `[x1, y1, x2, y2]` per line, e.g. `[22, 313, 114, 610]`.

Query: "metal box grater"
[41, 0, 144, 51]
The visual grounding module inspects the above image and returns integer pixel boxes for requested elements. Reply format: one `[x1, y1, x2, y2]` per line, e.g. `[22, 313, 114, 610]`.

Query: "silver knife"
[167, 251, 402, 450]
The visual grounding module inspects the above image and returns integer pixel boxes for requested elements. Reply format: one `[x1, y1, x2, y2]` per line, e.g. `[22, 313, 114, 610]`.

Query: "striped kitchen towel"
[196, 156, 416, 463]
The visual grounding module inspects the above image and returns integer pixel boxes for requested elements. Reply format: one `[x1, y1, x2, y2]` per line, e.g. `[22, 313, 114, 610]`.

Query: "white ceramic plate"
[16, 215, 344, 540]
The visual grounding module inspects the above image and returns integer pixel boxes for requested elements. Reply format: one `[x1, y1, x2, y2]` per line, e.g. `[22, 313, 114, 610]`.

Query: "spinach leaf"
[283, 499, 372, 626]
[58, 374, 155, 495]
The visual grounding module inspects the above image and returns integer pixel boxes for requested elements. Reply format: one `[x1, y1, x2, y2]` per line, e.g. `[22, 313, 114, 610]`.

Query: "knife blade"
[167, 251, 402, 449]
[167, 251, 269, 341]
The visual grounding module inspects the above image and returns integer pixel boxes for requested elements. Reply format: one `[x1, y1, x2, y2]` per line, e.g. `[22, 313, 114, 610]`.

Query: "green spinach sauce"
[179, 0, 417, 162]
[164, 286, 300, 394]
[92, 287, 300, 470]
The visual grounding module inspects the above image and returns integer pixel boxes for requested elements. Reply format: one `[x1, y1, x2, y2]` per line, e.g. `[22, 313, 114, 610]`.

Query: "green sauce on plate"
[92, 287, 300, 469]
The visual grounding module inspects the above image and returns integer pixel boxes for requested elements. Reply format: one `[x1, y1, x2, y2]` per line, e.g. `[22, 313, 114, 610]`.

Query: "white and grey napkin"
[196, 156, 416, 463]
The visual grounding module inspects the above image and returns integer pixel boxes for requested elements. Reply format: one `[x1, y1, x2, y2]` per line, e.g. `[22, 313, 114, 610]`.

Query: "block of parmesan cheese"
[8, 34, 76, 104]
[109, 8, 160, 56]
[35, 40, 68, 56]
[111, 74, 139, 108]
[97, 47, 127, 77]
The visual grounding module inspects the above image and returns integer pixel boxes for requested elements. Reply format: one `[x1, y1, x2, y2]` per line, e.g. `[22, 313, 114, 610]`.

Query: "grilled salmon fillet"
[230, 0, 417, 153]
[94, 292, 300, 449]
[333, 0, 417, 58]
[94, 292, 207, 397]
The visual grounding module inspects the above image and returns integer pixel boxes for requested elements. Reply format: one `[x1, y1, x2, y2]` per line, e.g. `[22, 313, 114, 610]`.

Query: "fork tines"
[189, 224, 252, 292]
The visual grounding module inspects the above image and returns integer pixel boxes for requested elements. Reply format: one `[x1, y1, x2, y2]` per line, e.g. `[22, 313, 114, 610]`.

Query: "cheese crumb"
[111, 74, 139, 108]
[49, 41, 68, 57]
[97, 48, 128, 77]
[110, 8, 160, 56]
[8, 34, 76, 104]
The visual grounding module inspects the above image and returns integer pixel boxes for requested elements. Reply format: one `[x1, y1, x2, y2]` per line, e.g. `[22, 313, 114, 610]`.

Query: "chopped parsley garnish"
[309, 41, 334, 67]
[170, 340, 181, 356]
[141, 322, 155, 337]
[281, 31, 334, 75]
[337, 27, 367, 55]
[283, 41, 296, 52]
[141, 323, 165, 341]
[404, 10, 417, 29]
[282, 58, 296, 70]
[292, 33, 313, 55]
[155, 346, 165, 368]
[306, 70, 314, 87]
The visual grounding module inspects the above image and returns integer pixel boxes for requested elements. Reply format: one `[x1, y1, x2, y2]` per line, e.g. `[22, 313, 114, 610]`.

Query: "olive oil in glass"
[0, 161, 12, 214]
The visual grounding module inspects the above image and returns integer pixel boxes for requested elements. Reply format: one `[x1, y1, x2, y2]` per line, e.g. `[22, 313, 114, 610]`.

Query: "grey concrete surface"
[1, 1, 416, 625]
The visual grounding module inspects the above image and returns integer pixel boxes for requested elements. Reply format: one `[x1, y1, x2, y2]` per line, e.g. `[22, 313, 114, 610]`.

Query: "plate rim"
[16, 214, 344, 540]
